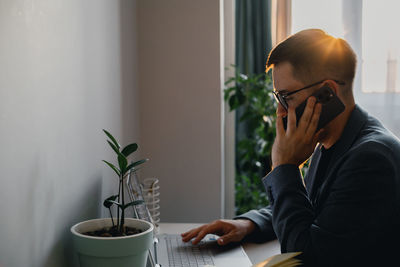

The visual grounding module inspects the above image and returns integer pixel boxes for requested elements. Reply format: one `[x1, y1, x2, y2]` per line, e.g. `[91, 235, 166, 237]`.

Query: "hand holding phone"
[282, 86, 345, 131]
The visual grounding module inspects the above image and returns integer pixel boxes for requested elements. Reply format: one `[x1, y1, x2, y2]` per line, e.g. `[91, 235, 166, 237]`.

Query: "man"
[181, 29, 400, 266]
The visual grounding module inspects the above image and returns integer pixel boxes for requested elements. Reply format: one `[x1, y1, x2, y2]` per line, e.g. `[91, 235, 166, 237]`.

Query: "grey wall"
[0, 0, 140, 266]
[137, 0, 223, 223]
[0, 0, 225, 266]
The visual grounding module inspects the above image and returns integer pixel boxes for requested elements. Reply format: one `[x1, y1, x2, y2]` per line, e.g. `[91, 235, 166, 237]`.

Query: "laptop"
[152, 233, 252, 267]
[126, 170, 252, 267]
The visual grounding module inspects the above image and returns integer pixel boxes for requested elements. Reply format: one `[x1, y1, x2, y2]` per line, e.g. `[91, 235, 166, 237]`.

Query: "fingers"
[181, 221, 222, 245]
[276, 114, 285, 136]
[181, 220, 250, 246]
[304, 102, 322, 139]
[181, 226, 202, 242]
[297, 97, 316, 131]
[191, 227, 213, 245]
[217, 231, 241, 245]
[286, 106, 297, 134]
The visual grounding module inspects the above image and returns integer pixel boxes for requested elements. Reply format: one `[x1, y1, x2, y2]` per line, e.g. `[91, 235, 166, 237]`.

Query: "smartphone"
[282, 85, 345, 131]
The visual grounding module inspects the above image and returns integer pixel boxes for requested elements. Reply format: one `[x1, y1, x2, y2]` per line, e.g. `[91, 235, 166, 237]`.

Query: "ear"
[322, 79, 340, 95]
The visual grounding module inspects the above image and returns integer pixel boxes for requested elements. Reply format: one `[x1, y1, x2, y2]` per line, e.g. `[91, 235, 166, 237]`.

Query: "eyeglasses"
[273, 79, 345, 110]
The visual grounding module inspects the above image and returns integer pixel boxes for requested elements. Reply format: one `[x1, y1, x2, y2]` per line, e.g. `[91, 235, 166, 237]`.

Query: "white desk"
[159, 223, 281, 265]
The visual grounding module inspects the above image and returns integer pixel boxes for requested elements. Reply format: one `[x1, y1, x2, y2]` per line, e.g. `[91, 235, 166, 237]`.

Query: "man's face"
[272, 62, 317, 117]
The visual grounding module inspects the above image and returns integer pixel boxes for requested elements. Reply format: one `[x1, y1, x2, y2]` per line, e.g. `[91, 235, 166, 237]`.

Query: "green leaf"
[107, 140, 120, 154]
[118, 153, 128, 175]
[103, 195, 118, 208]
[121, 143, 138, 157]
[102, 160, 121, 176]
[222, 66, 276, 215]
[107, 200, 122, 208]
[237, 92, 246, 105]
[103, 129, 120, 149]
[223, 87, 235, 101]
[122, 200, 144, 210]
[224, 77, 235, 86]
[228, 95, 238, 110]
[126, 159, 148, 172]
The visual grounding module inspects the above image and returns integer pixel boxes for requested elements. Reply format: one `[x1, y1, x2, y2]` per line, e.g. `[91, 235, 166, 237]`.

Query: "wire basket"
[126, 170, 160, 233]
[142, 177, 160, 225]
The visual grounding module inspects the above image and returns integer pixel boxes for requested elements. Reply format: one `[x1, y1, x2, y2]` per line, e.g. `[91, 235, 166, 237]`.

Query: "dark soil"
[83, 226, 143, 237]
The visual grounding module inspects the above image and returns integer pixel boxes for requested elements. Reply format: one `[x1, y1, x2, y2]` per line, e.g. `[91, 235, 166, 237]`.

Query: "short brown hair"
[266, 29, 357, 86]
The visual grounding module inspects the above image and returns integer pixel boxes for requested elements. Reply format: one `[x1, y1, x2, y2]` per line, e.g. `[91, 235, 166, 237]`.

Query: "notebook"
[252, 252, 302, 267]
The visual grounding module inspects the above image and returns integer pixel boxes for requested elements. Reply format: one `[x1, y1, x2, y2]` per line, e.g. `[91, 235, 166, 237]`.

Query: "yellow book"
[253, 252, 302, 267]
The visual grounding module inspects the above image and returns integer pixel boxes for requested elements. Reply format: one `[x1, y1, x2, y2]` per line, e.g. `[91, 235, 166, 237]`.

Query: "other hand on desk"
[181, 219, 255, 246]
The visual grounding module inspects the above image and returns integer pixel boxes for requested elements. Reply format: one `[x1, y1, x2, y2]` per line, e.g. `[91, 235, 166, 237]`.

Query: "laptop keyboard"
[165, 234, 215, 267]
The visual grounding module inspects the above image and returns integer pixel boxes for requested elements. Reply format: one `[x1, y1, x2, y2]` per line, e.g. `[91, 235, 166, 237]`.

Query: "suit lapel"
[304, 144, 322, 195]
[309, 105, 369, 206]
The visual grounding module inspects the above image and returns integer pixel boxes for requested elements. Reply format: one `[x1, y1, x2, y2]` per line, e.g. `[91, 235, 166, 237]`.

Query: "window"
[362, 0, 400, 93]
[292, 0, 344, 39]
[291, 0, 400, 136]
[292, 0, 400, 93]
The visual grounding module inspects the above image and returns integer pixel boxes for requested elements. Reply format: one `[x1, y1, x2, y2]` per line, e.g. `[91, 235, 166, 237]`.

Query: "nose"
[276, 103, 288, 117]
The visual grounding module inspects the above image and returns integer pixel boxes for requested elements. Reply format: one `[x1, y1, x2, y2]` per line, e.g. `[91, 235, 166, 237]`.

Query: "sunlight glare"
[291, 0, 343, 39]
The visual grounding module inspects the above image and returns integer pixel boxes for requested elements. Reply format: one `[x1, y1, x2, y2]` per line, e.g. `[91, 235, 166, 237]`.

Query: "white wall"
[137, 0, 224, 223]
[0, 0, 139, 266]
[223, 0, 236, 220]
[0, 0, 227, 265]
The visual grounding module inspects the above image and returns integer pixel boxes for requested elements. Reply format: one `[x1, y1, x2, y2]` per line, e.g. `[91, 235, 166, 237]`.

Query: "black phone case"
[283, 86, 345, 131]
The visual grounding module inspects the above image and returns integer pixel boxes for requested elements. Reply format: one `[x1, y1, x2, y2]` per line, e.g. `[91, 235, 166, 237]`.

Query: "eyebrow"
[275, 89, 289, 94]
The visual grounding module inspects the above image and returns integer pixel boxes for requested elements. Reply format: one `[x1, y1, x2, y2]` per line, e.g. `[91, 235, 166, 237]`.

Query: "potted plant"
[71, 130, 153, 267]
[224, 67, 277, 214]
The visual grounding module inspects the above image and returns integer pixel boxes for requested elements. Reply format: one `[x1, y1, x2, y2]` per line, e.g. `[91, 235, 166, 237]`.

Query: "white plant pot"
[71, 218, 154, 267]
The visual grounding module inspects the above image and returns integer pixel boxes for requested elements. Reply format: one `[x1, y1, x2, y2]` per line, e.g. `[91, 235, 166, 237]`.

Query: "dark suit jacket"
[237, 105, 400, 266]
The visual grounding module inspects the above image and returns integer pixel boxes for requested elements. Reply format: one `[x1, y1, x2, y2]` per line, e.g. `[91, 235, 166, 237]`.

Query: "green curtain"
[235, 0, 272, 167]
[235, 0, 272, 75]
[234, 0, 273, 214]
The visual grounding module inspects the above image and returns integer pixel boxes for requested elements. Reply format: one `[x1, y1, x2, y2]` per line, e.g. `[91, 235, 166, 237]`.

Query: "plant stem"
[117, 178, 121, 230]
[120, 173, 125, 234]
[109, 208, 114, 227]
